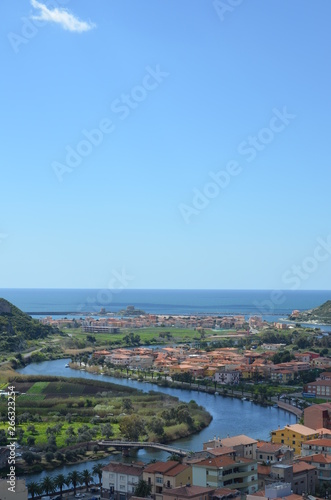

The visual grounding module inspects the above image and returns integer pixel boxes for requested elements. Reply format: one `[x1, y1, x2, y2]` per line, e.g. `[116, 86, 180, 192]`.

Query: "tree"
[148, 418, 165, 439]
[27, 436, 35, 446]
[45, 452, 54, 463]
[101, 423, 114, 439]
[40, 476, 55, 496]
[92, 463, 103, 487]
[81, 468, 93, 491]
[28, 482, 41, 500]
[67, 470, 82, 496]
[122, 398, 133, 413]
[119, 415, 145, 441]
[54, 474, 66, 496]
[22, 451, 36, 465]
[134, 479, 152, 498]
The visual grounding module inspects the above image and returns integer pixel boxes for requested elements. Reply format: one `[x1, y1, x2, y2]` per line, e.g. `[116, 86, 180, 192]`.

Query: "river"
[17, 359, 297, 484]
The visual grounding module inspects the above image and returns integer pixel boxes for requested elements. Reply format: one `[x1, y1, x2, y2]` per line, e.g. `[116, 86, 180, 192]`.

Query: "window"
[120, 475, 125, 481]
[156, 477, 163, 484]
[292, 441, 295, 445]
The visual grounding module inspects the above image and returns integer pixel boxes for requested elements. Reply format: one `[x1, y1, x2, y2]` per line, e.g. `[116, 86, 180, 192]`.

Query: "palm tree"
[67, 470, 82, 496]
[41, 476, 55, 496]
[81, 468, 93, 491]
[28, 481, 41, 500]
[92, 463, 104, 488]
[54, 474, 66, 496]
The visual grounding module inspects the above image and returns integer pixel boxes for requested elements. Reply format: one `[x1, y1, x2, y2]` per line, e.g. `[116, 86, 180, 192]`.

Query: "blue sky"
[1, 0, 331, 290]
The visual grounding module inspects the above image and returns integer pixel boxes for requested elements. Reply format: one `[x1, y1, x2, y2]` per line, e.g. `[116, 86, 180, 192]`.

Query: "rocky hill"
[0, 298, 54, 352]
[289, 300, 331, 324]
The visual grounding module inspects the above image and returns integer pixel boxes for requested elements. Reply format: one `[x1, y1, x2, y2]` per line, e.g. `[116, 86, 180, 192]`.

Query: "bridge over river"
[98, 440, 189, 457]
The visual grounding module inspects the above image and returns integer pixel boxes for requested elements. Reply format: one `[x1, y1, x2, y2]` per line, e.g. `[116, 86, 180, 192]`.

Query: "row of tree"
[27, 463, 103, 499]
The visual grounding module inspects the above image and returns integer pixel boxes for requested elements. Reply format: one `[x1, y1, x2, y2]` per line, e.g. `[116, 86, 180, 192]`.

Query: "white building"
[102, 462, 144, 500]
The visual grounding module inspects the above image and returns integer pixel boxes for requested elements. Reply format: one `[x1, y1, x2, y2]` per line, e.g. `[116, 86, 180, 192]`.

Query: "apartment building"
[213, 371, 240, 385]
[271, 424, 319, 455]
[218, 435, 257, 459]
[299, 454, 331, 483]
[301, 437, 331, 456]
[304, 402, 331, 430]
[143, 461, 192, 500]
[102, 462, 144, 500]
[191, 455, 258, 494]
[260, 463, 317, 495]
[304, 380, 331, 398]
[255, 442, 293, 464]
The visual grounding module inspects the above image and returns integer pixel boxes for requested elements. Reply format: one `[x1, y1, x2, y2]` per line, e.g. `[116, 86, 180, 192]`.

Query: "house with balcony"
[101, 462, 144, 500]
[143, 461, 192, 500]
[191, 455, 258, 495]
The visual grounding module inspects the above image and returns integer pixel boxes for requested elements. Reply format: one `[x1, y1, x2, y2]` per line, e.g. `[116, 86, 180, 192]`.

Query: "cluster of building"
[40, 312, 262, 332]
[101, 405, 331, 500]
[93, 347, 331, 387]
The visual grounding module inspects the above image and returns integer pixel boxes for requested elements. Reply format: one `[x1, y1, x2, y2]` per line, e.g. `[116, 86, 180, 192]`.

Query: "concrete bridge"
[98, 440, 189, 457]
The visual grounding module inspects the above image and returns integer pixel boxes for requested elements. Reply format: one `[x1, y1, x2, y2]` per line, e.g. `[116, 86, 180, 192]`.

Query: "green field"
[0, 376, 212, 467]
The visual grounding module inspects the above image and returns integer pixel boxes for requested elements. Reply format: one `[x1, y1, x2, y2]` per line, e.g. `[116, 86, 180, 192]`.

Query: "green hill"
[289, 300, 331, 324]
[0, 298, 54, 352]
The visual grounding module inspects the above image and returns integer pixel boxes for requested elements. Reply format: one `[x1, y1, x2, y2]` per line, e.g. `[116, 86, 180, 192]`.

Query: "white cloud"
[30, 0, 96, 33]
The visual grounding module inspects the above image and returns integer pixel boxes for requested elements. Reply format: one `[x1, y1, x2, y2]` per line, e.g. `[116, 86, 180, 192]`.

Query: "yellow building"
[271, 424, 319, 455]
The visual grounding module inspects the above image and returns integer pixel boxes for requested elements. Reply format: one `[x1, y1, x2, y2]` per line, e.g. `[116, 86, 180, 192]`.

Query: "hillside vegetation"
[0, 298, 55, 352]
[289, 300, 331, 324]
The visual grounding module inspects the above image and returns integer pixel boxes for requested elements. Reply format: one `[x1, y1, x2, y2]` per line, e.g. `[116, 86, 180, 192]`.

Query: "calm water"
[18, 359, 297, 484]
[1, 288, 330, 317]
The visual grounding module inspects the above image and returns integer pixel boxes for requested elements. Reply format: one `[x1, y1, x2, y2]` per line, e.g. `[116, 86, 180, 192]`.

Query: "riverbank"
[68, 362, 286, 409]
[276, 401, 303, 418]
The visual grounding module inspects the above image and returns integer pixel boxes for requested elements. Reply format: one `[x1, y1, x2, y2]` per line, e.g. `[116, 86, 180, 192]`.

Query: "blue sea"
[0, 289, 330, 323]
